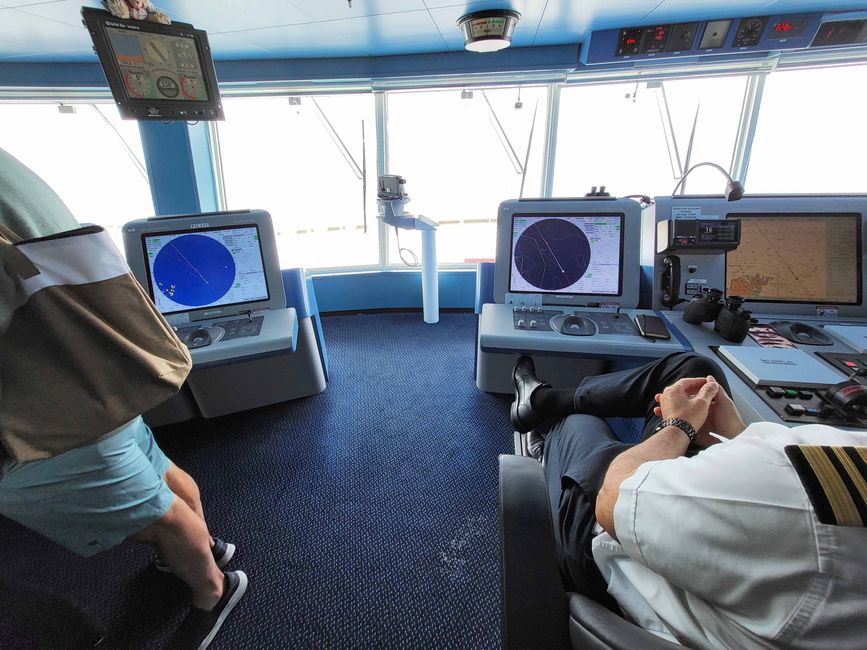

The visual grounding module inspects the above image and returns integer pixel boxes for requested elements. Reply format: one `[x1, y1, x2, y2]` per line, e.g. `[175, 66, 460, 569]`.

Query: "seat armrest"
[568, 594, 685, 650]
[499, 454, 571, 650]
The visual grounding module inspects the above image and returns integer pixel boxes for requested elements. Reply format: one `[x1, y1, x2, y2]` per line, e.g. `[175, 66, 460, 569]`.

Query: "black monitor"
[123, 210, 286, 321]
[509, 213, 625, 297]
[141, 224, 269, 316]
[725, 213, 862, 305]
[82, 7, 223, 121]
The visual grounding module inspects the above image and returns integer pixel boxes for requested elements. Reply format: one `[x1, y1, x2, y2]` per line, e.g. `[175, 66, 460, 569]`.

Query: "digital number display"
[767, 16, 810, 40]
[616, 28, 643, 56]
[811, 20, 867, 47]
[641, 25, 670, 53]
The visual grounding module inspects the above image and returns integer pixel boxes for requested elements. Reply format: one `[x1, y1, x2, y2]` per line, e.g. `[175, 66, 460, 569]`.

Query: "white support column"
[730, 73, 767, 183]
[375, 91, 389, 269]
[540, 83, 562, 197]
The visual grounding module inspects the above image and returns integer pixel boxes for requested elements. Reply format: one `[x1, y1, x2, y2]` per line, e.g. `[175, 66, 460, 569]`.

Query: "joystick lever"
[820, 379, 867, 419]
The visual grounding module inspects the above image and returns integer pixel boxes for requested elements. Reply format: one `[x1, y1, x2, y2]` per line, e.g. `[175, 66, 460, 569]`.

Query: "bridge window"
[0, 102, 152, 249]
[746, 64, 867, 193]
[216, 93, 379, 270]
[386, 86, 547, 266]
[553, 76, 749, 198]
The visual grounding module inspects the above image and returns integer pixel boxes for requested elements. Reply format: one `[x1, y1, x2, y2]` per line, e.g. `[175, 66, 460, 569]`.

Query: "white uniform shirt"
[591, 423, 867, 649]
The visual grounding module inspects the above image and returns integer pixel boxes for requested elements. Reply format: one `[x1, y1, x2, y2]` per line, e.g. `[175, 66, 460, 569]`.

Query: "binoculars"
[682, 289, 752, 343]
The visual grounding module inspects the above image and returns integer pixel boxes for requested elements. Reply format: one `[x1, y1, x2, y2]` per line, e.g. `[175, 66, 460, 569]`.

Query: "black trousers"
[541, 352, 731, 605]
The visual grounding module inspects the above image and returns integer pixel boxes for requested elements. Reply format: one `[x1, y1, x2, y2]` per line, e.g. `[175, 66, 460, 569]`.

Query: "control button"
[785, 404, 807, 416]
[766, 387, 786, 398]
[805, 408, 820, 417]
[845, 361, 857, 368]
[798, 390, 813, 400]
[784, 389, 799, 399]
[529, 320, 537, 328]
[516, 319, 526, 328]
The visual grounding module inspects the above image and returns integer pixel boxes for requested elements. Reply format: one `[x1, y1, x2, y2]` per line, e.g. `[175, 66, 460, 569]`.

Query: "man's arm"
[595, 378, 719, 540]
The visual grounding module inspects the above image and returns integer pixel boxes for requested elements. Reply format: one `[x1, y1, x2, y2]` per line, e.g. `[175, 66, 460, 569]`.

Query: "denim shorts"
[0, 417, 174, 556]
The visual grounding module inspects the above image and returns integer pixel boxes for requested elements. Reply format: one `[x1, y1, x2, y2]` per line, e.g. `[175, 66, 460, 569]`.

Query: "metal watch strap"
[655, 417, 698, 442]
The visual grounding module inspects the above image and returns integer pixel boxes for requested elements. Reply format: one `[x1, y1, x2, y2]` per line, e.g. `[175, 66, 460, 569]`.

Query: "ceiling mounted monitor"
[82, 7, 223, 121]
[457, 10, 521, 52]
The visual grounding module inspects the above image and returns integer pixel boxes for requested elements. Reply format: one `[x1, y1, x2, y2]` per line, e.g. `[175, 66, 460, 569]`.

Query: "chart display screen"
[107, 27, 209, 101]
[143, 225, 269, 314]
[510, 214, 623, 295]
[726, 213, 861, 304]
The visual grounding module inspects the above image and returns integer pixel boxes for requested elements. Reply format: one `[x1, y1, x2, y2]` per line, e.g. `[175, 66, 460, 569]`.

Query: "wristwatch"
[654, 417, 698, 443]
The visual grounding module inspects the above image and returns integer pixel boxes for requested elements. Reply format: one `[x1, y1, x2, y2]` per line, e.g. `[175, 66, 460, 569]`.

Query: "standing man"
[0, 146, 246, 650]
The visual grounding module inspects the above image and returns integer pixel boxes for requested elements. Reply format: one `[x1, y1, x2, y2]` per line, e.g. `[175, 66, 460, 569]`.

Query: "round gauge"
[124, 71, 153, 98]
[143, 39, 171, 64]
[180, 76, 202, 100]
[156, 75, 180, 98]
[513, 219, 592, 291]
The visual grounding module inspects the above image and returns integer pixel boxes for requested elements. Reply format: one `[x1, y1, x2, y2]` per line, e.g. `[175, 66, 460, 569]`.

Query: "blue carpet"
[0, 312, 514, 649]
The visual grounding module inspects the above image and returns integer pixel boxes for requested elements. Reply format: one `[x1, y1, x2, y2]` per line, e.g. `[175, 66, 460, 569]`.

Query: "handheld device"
[635, 314, 671, 340]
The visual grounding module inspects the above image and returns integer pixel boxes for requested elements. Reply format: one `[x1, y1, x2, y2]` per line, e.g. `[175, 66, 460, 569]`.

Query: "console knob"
[517, 319, 526, 328]
[529, 320, 538, 328]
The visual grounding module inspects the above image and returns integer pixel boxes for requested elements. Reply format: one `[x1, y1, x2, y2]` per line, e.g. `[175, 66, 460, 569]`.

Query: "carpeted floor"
[0, 312, 515, 649]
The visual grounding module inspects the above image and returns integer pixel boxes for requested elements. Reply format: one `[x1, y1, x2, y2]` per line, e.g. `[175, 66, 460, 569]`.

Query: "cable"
[671, 161, 744, 201]
[394, 227, 419, 267]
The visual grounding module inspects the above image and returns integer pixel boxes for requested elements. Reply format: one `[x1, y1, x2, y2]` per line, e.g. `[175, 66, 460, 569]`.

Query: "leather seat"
[498, 454, 683, 650]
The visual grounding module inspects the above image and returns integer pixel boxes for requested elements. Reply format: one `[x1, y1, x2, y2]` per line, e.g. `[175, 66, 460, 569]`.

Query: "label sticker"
[684, 279, 708, 296]
[671, 206, 701, 220]
[817, 305, 839, 318]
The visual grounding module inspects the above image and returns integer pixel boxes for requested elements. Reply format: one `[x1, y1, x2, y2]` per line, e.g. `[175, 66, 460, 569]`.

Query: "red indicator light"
[774, 22, 793, 32]
[626, 38, 636, 45]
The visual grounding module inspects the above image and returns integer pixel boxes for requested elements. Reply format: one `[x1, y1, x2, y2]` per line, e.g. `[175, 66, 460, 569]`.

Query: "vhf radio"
[682, 288, 752, 343]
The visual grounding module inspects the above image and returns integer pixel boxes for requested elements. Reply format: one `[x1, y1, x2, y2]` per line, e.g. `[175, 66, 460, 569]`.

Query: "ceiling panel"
[0, 5, 89, 58]
[286, 0, 427, 21]
[154, 0, 311, 32]
[427, 0, 548, 50]
[207, 23, 355, 59]
[305, 9, 448, 57]
[0, 0, 66, 7]
[10, 0, 100, 28]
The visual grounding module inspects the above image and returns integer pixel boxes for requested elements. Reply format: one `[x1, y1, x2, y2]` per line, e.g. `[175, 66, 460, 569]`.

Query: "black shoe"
[155, 537, 236, 574]
[171, 570, 248, 650]
[527, 430, 546, 461]
[510, 356, 550, 433]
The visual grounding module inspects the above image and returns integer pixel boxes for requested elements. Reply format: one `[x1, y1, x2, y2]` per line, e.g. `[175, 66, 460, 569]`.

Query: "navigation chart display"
[510, 214, 623, 295]
[107, 27, 209, 101]
[144, 225, 269, 314]
[726, 214, 861, 304]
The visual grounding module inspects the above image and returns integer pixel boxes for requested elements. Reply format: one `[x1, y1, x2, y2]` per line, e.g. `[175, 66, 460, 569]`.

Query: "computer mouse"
[770, 321, 834, 346]
[560, 314, 597, 337]
[187, 327, 212, 349]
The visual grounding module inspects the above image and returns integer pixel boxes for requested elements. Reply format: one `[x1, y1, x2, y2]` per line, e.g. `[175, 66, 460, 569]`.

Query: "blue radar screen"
[514, 219, 591, 290]
[153, 235, 236, 307]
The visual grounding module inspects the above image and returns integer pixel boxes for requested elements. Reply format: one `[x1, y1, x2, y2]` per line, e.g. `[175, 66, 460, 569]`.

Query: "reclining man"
[0, 147, 245, 649]
[511, 352, 867, 649]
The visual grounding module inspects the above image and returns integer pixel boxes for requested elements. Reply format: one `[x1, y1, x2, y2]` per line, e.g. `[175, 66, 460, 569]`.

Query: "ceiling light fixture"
[457, 10, 521, 53]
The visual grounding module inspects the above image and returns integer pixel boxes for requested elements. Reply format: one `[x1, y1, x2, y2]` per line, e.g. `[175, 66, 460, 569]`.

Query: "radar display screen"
[725, 214, 861, 305]
[107, 27, 209, 101]
[510, 214, 623, 296]
[143, 225, 269, 315]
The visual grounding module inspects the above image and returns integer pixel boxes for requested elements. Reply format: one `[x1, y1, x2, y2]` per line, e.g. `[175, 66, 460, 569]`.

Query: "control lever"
[819, 378, 867, 419]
